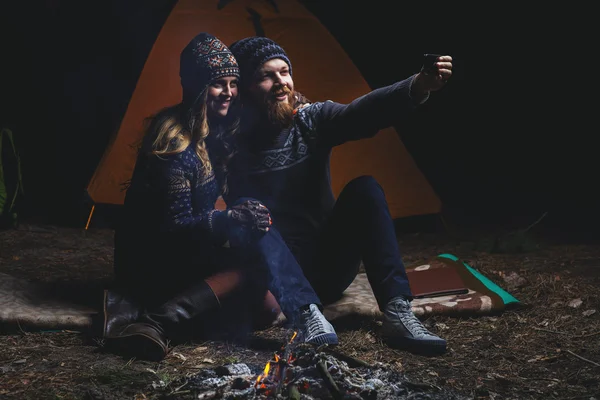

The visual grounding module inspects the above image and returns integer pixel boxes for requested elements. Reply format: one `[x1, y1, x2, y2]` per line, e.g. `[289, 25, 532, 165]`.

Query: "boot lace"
[302, 308, 325, 338]
[394, 299, 431, 336]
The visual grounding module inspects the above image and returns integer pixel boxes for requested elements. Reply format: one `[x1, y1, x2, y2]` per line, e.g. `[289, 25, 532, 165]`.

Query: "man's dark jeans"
[250, 175, 413, 321]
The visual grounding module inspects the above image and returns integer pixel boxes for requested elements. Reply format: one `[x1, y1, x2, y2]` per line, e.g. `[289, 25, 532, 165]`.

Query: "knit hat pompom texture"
[180, 32, 240, 107]
[229, 36, 292, 84]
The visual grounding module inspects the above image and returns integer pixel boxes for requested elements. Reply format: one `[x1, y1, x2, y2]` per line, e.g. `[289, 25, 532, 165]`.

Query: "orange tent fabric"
[86, 0, 441, 218]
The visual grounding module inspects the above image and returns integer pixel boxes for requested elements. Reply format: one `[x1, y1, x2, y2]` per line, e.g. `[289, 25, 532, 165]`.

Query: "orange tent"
[85, 0, 441, 224]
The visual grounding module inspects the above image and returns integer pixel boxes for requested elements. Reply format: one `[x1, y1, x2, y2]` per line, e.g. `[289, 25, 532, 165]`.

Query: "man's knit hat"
[229, 36, 292, 85]
[179, 32, 240, 107]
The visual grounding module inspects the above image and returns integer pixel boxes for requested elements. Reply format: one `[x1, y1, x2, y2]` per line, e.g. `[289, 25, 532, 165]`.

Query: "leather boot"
[107, 280, 220, 361]
[101, 289, 141, 338]
[105, 322, 169, 362]
[100, 289, 169, 362]
[142, 279, 221, 340]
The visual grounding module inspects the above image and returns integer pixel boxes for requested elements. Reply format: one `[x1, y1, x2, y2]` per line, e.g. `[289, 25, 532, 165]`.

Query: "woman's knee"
[253, 290, 282, 330]
[228, 196, 266, 207]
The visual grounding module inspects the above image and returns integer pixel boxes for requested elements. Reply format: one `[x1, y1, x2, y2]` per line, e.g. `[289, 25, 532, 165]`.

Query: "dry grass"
[0, 226, 599, 399]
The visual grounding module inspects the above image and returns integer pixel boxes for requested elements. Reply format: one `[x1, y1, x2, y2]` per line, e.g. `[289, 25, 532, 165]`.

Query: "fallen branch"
[169, 380, 188, 395]
[323, 347, 373, 368]
[533, 327, 566, 335]
[170, 390, 191, 395]
[566, 350, 600, 367]
[520, 377, 560, 383]
[404, 380, 442, 391]
[287, 384, 301, 400]
[574, 331, 600, 339]
[533, 328, 600, 339]
[523, 211, 548, 233]
[317, 360, 342, 400]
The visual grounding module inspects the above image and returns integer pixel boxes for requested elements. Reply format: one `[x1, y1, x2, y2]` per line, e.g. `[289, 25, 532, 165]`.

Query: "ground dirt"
[0, 224, 599, 399]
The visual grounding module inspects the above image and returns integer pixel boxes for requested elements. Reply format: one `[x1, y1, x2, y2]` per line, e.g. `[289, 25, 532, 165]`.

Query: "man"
[226, 36, 452, 355]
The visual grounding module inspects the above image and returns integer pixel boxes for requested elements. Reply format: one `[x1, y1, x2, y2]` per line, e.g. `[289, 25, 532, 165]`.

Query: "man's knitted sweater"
[224, 76, 421, 243]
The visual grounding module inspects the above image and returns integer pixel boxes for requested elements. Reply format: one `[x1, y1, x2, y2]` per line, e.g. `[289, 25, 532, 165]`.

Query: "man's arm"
[322, 75, 422, 146]
[305, 56, 452, 148]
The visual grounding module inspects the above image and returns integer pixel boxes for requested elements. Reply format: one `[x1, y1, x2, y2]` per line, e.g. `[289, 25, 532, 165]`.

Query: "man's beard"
[264, 86, 295, 129]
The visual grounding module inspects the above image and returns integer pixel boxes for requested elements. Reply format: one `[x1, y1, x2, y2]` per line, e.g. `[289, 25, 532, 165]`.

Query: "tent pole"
[85, 204, 95, 230]
[439, 212, 452, 236]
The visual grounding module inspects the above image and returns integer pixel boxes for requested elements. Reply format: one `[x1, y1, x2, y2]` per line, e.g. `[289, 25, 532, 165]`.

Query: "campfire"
[254, 330, 297, 396]
[161, 331, 464, 399]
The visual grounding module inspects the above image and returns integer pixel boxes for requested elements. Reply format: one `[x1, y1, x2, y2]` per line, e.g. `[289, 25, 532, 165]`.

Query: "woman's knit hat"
[179, 33, 240, 107]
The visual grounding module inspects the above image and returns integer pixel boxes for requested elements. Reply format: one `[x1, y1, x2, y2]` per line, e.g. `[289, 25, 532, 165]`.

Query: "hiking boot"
[108, 322, 169, 362]
[381, 296, 447, 356]
[102, 289, 141, 339]
[140, 279, 221, 343]
[296, 304, 338, 346]
[104, 280, 220, 361]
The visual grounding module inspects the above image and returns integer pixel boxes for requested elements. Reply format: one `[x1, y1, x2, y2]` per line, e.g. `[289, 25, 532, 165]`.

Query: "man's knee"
[341, 175, 385, 198]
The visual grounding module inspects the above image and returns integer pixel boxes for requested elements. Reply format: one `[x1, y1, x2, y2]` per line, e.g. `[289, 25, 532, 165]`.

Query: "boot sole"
[107, 333, 168, 362]
[306, 333, 339, 346]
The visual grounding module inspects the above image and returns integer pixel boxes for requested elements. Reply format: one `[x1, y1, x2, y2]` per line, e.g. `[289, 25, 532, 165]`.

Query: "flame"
[285, 331, 298, 363]
[255, 361, 271, 388]
[289, 331, 297, 344]
[254, 330, 299, 390]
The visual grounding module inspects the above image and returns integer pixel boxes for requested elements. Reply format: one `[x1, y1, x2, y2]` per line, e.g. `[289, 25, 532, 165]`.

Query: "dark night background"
[0, 1, 592, 240]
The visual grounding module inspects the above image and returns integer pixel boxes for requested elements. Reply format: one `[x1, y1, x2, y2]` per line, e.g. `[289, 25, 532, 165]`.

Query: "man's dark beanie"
[229, 36, 292, 85]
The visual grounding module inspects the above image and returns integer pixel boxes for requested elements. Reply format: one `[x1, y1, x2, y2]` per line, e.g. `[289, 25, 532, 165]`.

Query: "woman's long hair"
[139, 90, 239, 192]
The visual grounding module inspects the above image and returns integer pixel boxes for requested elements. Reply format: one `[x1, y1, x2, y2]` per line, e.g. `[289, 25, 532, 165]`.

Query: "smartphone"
[422, 53, 441, 73]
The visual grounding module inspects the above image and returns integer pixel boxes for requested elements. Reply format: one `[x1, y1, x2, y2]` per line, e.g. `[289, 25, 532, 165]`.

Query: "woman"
[101, 33, 279, 361]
